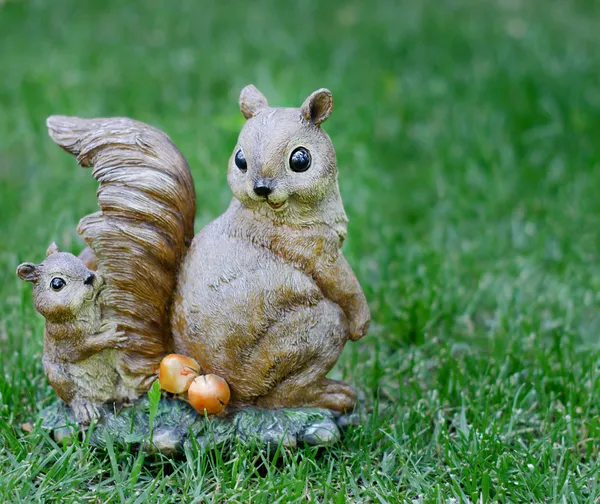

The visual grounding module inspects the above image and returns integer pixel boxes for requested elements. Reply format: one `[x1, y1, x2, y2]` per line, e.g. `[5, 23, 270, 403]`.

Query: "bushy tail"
[47, 116, 196, 393]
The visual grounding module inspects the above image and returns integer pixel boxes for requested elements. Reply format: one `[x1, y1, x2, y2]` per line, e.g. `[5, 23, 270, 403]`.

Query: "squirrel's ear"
[300, 88, 333, 126]
[46, 242, 61, 256]
[239, 85, 268, 119]
[17, 263, 38, 282]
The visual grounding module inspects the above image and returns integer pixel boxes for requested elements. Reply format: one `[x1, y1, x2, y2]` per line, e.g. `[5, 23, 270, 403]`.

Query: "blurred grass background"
[1, 0, 600, 501]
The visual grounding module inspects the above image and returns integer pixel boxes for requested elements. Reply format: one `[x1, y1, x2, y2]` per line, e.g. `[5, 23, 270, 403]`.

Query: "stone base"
[40, 396, 361, 456]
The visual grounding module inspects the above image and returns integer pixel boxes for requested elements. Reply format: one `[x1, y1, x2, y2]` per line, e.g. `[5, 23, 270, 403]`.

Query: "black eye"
[50, 277, 66, 291]
[289, 148, 311, 172]
[235, 149, 247, 172]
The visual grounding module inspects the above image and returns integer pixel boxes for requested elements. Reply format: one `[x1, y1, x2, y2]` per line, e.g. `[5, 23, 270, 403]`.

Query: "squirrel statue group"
[17, 86, 370, 424]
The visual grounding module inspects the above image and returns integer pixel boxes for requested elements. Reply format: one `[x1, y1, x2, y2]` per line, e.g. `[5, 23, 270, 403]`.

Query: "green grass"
[1, 0, 600, 501]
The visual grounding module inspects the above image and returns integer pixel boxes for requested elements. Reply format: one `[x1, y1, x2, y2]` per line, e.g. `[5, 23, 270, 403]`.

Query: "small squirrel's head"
[228, 85, 338, 219]
[17, 243, 104, 323]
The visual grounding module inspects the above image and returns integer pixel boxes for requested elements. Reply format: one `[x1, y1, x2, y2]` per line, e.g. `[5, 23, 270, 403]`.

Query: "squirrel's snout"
[84, 273, 96, 286]
[253, 183, 272, 198]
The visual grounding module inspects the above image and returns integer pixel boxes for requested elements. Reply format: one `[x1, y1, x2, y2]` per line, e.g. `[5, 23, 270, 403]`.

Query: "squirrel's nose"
[84, 273, 96, 286]
[253, 184, 272, 198]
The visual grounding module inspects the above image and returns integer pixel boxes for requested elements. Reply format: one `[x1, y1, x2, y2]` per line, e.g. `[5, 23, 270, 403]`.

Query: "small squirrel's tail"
[47, 116, 196, 394]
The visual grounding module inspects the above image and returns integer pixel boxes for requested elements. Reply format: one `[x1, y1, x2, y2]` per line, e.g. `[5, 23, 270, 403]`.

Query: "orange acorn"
[158, 354, 201, 394]
[188, 374, 231, 415]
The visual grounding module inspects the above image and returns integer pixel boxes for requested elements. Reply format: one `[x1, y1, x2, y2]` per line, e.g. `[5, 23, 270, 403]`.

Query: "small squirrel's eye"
[234, 149, 247, 172]
[289, 148, 311, 173]
[50, 277, 66, 291]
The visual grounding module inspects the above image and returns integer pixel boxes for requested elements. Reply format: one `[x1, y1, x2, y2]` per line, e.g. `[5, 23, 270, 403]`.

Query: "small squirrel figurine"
[17, 243, 127, 424]
[20, 85, 369, 419]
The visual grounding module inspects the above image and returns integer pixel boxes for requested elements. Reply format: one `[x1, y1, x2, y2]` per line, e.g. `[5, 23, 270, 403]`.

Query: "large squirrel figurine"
[18, 86, 370, 421]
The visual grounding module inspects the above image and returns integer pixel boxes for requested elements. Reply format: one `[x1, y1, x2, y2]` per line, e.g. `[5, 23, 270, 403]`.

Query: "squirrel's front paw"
[112, 330, 129, 349]
[349, 307, 371, 341]
[99, 321, 119, 334]
[95, 322, 128, 349]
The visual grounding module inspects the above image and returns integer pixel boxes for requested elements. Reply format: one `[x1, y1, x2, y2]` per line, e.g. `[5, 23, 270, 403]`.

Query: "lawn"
[1, 0, 600, 501]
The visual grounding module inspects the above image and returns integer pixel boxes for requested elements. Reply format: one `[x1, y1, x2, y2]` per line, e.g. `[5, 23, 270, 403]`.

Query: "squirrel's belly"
[48, 351, 121, 404]
[171, 230, 324, 374]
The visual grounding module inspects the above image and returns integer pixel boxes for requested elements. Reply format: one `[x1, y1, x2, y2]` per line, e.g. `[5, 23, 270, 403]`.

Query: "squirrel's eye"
[289, 148, 311, 173]
[234, 149, 247, 172]
[50, 277, 66, 291]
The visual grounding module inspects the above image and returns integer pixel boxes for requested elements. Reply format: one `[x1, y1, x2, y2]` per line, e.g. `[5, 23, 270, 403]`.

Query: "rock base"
[40, 396, 360, 456]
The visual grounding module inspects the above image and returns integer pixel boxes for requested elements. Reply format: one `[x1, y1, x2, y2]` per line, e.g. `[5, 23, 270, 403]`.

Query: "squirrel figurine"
[172, 86, 370, 411]
[19, 85, 369, 419]
[17, 243, 128, 424]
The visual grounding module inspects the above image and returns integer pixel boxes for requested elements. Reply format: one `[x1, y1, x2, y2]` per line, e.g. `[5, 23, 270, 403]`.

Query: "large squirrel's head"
[17, 243, 104, 323]
[228, 85, 339, 221]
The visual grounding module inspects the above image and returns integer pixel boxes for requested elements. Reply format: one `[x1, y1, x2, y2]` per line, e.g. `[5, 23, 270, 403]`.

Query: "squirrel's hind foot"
[256, 378, 357, 413]
[308, 379, 357, 412]
[71, 398, 101, 426]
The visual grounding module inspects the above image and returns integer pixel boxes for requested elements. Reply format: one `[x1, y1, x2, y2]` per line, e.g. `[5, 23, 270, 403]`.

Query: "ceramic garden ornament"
[17, 86, 370, 449]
